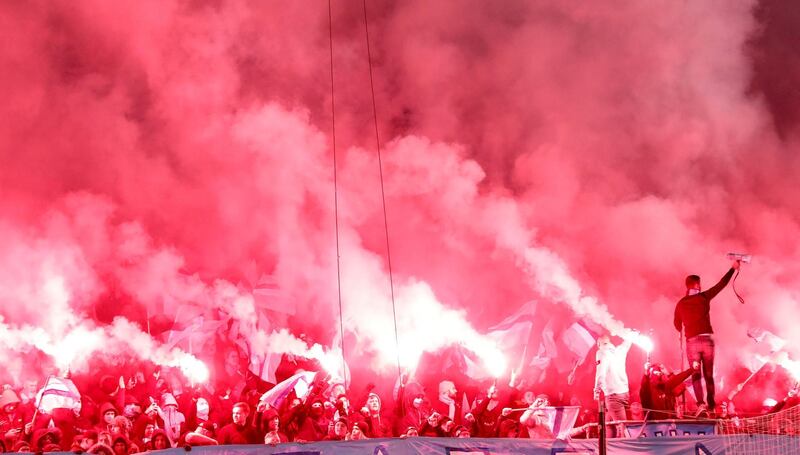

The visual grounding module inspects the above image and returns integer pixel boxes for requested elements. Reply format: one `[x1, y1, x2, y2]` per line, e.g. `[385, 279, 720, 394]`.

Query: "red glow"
[0, 1, 797, 417]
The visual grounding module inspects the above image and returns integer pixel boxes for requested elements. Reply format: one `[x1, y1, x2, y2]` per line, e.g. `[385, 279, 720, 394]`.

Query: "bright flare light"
[179, 355, 210, 384]
[773, 352, 800, 381]
[309, 345, 347, 384]
[483, 349, 508, 378]
[627, 331, 654, 353]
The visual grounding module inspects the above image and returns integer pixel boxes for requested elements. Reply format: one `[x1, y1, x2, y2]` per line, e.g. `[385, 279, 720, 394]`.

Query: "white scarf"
[439, 395, 456, 420]
[162, 407, 185, 445]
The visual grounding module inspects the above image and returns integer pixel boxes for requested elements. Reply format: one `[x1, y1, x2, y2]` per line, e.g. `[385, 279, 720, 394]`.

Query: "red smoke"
[1, 0, 799, 411]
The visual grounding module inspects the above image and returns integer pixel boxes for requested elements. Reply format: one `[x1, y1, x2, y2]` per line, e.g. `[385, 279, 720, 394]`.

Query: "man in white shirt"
[594, 334, 632, 424]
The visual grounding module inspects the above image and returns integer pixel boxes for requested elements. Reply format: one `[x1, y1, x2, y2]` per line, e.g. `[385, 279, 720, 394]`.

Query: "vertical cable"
[362, 0, 402, 378]
[328, 0, 348, 384]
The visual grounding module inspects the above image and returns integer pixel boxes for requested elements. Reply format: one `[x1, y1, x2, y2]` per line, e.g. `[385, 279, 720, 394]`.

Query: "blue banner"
[133, 435, 800, 455]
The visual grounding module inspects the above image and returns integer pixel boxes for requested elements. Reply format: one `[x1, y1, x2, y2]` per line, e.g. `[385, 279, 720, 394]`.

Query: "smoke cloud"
[1, 0, 799, 409]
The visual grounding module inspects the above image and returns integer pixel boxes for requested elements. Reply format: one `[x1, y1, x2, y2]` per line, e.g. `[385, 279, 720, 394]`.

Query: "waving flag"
[35, 377, 81, 414]
[561, 321, 596, 365]
[538, 406, 581, 439]
[259, 371, 317, 408]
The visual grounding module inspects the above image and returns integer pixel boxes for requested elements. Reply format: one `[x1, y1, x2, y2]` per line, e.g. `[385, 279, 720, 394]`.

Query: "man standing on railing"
[674, 260, 739, 417]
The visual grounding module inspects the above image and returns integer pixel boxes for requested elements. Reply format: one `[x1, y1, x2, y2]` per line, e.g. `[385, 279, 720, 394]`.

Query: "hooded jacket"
[0, 390, 21, 409]
[294, 397, 330, 442]
[362, 393, 393, 438]
[396, 382, 428, 433]
[32, 427, 63, 451]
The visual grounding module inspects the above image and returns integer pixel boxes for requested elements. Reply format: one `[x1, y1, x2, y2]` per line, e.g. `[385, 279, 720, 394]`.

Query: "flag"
[485, 301, 536, 371]
[250, 351, 283, 384]
[487, 301, 536, 332]
[259, 371, 317, 408]
[242, 260, 294, 315]
[164, 315, 224, 354]
[530, 320, 559, 371]
[538, 406, 581, 439]
[486, 320, 533, 353]
[252, 274, 295, 315]
[35, 377, 81, 414]
[560, 321, 596, 365]
[440, 302, 536, 380]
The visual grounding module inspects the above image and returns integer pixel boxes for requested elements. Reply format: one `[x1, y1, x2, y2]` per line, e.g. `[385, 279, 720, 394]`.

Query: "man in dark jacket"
[294, 397, 331, 442]
[216, 402, 259, 444]
[639, 362, 695, 420]
[674, 260, 739, 416]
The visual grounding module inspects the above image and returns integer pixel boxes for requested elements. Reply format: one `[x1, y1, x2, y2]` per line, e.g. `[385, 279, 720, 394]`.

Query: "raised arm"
[702, 265, 737, 300]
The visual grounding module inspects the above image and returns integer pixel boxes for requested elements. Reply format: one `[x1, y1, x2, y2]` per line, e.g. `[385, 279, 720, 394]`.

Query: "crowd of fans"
[0, 348, 602, 453]
[1, 349, 797, 453]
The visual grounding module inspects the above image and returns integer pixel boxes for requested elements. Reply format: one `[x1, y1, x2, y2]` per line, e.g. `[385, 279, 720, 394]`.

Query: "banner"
[164, 435, 800, 455]
[623, 420, 717, 438]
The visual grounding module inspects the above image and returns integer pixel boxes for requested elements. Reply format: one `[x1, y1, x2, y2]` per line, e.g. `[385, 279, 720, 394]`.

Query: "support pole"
[598, 395, 607, 455]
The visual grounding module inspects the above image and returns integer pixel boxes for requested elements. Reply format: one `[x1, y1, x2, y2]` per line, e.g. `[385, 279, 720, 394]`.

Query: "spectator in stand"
[109, 416, 131, 438]
[262, 409, 289, 443]
[140, 423, 154, 448]
[469, 384, 506, 437]
[121, 396, 149, 444]
[95, 376, 124, 412]
[497, 406, 523, 439]
[264, 430, 283, 445]
[639, 362, 695, 420]
[454, 425, 471, 438]
[418, 411, 443, 437]
[79, 430, 99, 451]
[396, 381, 429, 434]
[97, 403, 118, 433]
[325, 417, 349, 441]
[217, 402, 258, 444]
[402, 426, 418, 438]
[346, 421, 369, 441]
[185, 422, 219, 446]
[145, 429, 171, 450]
[18, 380, 38, 408]
[12, 440, 31, 453]
[520, 394, 554, 439]
[1, 388, 33, 449]
[158, 393, 185, 446]
[110, 435, 130, 455]
[361, 393, 393, 438]
[433, 381, 461, 425]
[32, 428, 62, 452]
[98, 431, 113, 447]
[87, 441, 115, 455]
[109, 415, 142, 452]
[294, 397, 331, 442]
[439, 416, 457, 437]
[278, 396, 304, 442]
[332, 394, 362, 426]
[328, 384, 347, 407]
